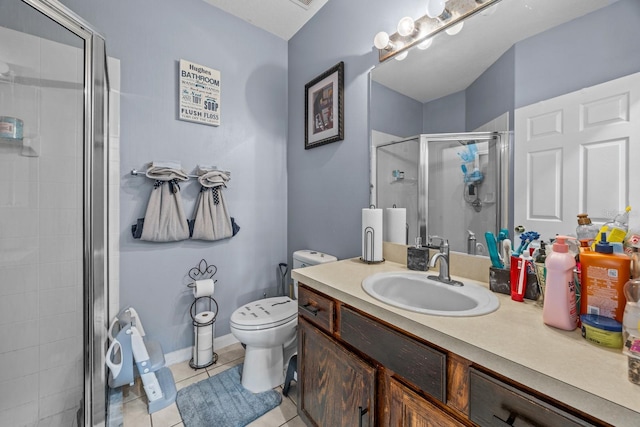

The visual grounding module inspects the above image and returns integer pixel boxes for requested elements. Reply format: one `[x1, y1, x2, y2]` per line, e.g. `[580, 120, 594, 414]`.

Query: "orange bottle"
[579, 233, 631, 323]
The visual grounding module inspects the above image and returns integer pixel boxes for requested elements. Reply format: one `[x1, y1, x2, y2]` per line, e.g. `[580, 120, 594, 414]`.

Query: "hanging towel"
[191, 168, 238, 241]
[139, 179, 191, 242]
[145, 161, 189, 182]
[132, 162, 191, 242]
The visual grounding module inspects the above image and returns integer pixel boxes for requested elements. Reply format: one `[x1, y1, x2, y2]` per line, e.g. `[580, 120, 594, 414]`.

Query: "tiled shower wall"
[0, 26, 85, 426]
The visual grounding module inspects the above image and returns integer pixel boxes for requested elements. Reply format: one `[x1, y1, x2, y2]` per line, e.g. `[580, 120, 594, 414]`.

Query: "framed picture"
[305, 61, 344, 149]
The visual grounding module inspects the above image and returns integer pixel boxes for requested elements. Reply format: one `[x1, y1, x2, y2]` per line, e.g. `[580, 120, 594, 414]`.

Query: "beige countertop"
[292, 256, 640, 427]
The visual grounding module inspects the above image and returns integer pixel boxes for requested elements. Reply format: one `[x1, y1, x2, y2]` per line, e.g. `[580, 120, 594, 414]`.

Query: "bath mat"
[176, 364, 282, 427]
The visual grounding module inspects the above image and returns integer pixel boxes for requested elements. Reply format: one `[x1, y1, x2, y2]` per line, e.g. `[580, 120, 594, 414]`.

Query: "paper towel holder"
[360, 226, 385, 265]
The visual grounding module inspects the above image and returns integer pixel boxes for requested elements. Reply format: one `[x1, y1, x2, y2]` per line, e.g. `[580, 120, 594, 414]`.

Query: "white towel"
[198, 170, 230, 189]
[191, 187, 233, 241]
[145, 162, 189, 182]
[140, 180, 190, 242]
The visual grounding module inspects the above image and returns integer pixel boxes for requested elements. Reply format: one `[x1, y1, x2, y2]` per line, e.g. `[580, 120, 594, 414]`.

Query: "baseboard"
[164, 333, 240, 366]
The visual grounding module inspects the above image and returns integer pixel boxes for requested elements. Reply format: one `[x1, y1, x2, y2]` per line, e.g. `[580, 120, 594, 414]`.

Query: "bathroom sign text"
[179, 59, 220, 126]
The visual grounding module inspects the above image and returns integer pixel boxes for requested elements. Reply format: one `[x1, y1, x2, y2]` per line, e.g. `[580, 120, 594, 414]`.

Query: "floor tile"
[215, 344, 245, 365]
[175, 371, 209, 392]
[121, 377, 145, 404]
[282, 416, 307, 427]
[206, 357, 243, 377]
[122, 397, 151, 427]
[150, 402, 181, 427]
[246, 394, 297, 427]
[168, 360, 208, 383]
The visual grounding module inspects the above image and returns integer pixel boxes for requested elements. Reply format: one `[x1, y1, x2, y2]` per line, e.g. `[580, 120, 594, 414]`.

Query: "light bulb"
[417, 38, 433, 50]
[373, 31, 392, 50]
[445, 22, 464, 35]
[397, 17, 415, 37]
[395, 42, 408, 61]
[426, 0, 446, 19]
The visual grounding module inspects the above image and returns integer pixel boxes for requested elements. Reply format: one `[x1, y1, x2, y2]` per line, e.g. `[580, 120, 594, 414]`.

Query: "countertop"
[292, 257, 640, 427]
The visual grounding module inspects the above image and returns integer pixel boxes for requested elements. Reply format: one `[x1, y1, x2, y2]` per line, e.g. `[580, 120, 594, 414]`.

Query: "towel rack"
[130, 168, 231, 179]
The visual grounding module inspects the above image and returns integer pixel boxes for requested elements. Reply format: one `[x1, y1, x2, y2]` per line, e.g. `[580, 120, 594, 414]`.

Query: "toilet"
[229, 250, 337, 393]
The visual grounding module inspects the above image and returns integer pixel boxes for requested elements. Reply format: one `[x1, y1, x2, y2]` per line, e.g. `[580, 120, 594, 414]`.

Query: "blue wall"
[422, 91, 467, 134]
[515, 0, 640, 108]
[371, 81, 422, 138]
[60, 0, 288, 353]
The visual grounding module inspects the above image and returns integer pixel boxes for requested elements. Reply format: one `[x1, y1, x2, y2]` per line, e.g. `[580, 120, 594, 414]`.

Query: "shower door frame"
[20, 1, 109, 426]
[418, 131, 511, 250]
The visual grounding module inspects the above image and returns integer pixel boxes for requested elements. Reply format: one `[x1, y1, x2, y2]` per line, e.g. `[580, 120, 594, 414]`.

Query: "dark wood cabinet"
[298, 317, 376, 427]
[297, 284, 606, 427]
[388, 378, 464, 427]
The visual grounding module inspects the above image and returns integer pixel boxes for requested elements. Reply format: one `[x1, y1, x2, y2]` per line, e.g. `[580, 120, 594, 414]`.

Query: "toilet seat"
[230, 296, 297, 331]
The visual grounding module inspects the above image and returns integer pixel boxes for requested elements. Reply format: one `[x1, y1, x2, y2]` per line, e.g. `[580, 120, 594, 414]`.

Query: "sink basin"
[362, 271, 499, 317]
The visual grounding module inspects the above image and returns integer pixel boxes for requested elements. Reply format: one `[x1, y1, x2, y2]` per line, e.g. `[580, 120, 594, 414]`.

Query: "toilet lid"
[230, 296, 297, 330]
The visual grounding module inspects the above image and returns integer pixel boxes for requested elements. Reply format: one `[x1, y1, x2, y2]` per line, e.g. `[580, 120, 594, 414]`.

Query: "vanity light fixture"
[373, 0, 503, 62]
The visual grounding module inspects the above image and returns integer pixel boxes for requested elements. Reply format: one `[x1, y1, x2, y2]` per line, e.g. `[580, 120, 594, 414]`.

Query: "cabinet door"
[389, 378, 464, 427]
[298, 318, 375, 427]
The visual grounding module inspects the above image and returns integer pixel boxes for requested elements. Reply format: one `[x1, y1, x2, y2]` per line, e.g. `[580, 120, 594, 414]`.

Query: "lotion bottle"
[543, 236, 577, 330]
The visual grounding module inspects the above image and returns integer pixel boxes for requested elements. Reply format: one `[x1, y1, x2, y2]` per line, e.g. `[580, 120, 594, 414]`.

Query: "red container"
[510, 255, 530, 302]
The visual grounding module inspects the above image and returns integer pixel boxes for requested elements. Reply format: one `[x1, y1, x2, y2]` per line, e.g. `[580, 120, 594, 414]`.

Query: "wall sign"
[179, 59, 220, 126]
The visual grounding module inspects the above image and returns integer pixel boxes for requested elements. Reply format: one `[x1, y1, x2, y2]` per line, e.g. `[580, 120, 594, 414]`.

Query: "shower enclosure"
[373, 132, 510, 255]
[0, 1, 108, 426]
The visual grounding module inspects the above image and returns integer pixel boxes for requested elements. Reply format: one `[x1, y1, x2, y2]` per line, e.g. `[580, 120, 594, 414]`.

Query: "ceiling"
[202, 0, 329, 40]
[372, 0, 616, 103]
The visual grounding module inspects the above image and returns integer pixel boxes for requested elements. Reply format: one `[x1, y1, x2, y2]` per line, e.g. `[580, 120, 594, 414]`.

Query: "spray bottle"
[543, 236, 578, 330]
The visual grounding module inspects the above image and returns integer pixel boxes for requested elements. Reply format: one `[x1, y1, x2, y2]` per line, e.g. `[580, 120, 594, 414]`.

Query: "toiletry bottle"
[534, 241, 547, 307]
[579, 233, 631, 323]
[623, 279, 640, 345]
[593, 206, 631, 249]
[543, 236, 577, 330]
[576, 213, 598, 246]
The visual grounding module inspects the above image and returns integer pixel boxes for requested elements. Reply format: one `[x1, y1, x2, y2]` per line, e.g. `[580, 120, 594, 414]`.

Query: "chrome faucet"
[426, 236, 463, 286]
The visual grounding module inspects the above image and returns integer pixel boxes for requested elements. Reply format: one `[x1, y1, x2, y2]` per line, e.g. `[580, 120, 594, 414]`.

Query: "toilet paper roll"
[194, 310, 215, 325]
[362, 208, 383, 262]
[195, 332, 213, 349]
[384, 208, 407, 245]
[192, 279, 215, 298]
[194, 346, 213, 366]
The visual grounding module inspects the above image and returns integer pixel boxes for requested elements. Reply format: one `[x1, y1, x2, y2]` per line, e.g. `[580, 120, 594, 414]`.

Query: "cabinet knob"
[358, 406, 369, 427]
[493, 412, 517, 426]
[300, 303, 319, 316]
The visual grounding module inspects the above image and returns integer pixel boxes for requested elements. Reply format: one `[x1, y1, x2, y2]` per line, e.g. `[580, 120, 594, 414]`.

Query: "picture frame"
[305, 61, 344, 149]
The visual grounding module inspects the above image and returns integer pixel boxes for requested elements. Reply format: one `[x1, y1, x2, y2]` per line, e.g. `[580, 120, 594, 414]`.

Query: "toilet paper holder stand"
[187, 259, 219, 369]
[189, 296, 218, 369]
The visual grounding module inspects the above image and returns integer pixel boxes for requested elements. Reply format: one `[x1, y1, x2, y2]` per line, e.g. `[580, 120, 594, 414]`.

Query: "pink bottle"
[542, 236, 577, 330]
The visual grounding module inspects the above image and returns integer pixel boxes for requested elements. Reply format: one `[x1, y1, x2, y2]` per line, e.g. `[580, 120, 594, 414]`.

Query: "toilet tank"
[292, 250, 337, 299]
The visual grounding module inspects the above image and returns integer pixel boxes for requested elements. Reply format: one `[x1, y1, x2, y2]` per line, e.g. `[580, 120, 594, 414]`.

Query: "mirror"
[370, 0, 640, 254]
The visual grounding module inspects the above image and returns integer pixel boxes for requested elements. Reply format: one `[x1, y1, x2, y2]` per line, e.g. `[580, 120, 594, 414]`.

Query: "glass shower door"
[0, 1, 108, 426]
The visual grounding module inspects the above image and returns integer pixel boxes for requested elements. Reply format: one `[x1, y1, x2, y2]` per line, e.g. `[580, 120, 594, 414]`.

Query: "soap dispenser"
[407, 237, 429, 271]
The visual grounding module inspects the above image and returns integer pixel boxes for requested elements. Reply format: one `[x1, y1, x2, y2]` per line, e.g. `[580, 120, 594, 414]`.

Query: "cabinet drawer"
[297, 285, 334, 333]
[340, 306, 447, 402]
[469, 369, 595, 426]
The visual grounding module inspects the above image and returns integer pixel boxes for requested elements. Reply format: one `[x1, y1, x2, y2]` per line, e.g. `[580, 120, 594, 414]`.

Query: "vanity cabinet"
[298, 319, 375, 426]
[297, 283, 607, 427]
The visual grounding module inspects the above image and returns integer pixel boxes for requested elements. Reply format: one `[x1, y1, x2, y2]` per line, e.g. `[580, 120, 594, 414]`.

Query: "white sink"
[362, 271, 499, 317]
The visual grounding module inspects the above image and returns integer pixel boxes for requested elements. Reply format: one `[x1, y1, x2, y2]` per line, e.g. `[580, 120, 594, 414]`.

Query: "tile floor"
[122, 343, 304, 427]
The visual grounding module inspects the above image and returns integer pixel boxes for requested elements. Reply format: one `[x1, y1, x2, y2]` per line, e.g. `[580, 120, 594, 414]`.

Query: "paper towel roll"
[384, 208, 407, 245]
[193, 279, 215, 298]
[362, 208, 383, 262]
